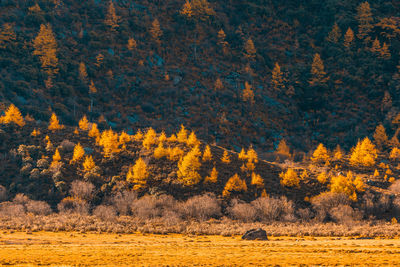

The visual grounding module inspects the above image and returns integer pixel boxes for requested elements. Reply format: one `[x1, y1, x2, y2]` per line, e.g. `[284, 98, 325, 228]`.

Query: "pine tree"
[177, 125, 188, 143]
[0, 23, 16, 49]
[371, 38, 381, 54]
[202, 145, 212, 161]
[222, 174, 247, 198]
[88, 123, 100, 141]
[79, 115, 89, 131]
[373, 124, 388, 150]
[204, 167, 218, 184]
[79, 62, 88, 81]
[311, 143, 330, 164]
[83, 155, 96, 172]
[48, 113, 64, 131]
[180, 0, 215, 22]
[177, 146, 202, 186]
[356, 1, 373, 41]
[99, 129, 120, 157]
[245, 146, 258, 171]
[127, 157, 149, 189]
[119, 131, 132, 147]
[251, 172, 264, 188]
[349, 137, 378, 167]
[279, 168, 299, 188]
[271, 62, 285, 92]
[238, 148, 247, 161]
[309, 53, 328, 86]
[154, 142, 167, 159]
[244, 38, 256, 60]
[326, 23, 341, 43]
[142, 128, 157, 150]
[333, 145, 344, 160]
[150, 19, 162, 46]
[0, 104, 25, 127]
[389, 147, 400, 161]
[221, 150, 231, 164]
[71, 143, 85, 163]
[242, 81, 255, 104]
[343, 27, 354, 48]
[380, 42, 391, 60]
[33, 24, 59, 77]
[104, 1, 119, 30]
[187, 131, 200, 146]
[217, 29, 229, 55]
[276, 139, 291, 158]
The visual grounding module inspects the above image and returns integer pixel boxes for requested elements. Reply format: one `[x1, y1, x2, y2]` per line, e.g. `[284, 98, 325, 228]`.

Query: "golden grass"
[1, 231, 400, 266]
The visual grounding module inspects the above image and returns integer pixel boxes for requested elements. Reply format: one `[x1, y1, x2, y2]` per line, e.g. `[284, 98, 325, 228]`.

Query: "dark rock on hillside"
[242, 228, 268, 240]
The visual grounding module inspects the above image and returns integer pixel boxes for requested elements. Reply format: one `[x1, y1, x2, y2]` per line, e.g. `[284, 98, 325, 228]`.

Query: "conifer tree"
[371, 38, 381, 54]
[79, 62, 88, 81]
[71, 143, 85, 163]
[279, 168, 299, 187]
[326, 23, 341, 43]
[251, 172, 264, 188]
[349, 137, 378, 167]
[127, 157, 149, 190]
[380, 42, 391, 60]
[0, 23, 16, 49]
[53, 148, 61, 162]
[99, 129, 120, 157]
[311, 143, 330, 164]
[276, 139, 291, 158]
[83, 155, 96, 172]
[150, 19, 162, 46]
[177, 125, 188, 143]
[271, 62, 285, 92]
[142, 128, 157, 150]
[154, 142, 167, 159]
[127, 37, 137, 51]
[356, 1, 373, 41]
[214, 78, 223, 91]
[245, 146, 258, 171]
[317, 172, 329, 184]
[204, 166, 218, 184]
[88, 123, 100, 141]
[202, 145, 212, 161]
[217, 29, 229, 55]
[187, 131, 200, 146]
[104, 1, 119, 30]
[329, 171, 365, 201]
[119, 131, 131, 148]
[389, 147, 400, 161]
[242, 81, 255, 104]
[238, 148, 247, 161]
[333, 145, 344, 160]
[79, 115, 89, 131]
[309, 53, 328, 86]
[244, 38, 256, 60]
[33, 24, 59, 77]
[0, 104, 25, 127]
[222, 174, 247, 198]
[133, 129, 144, 141]
[180, 0, 215, 22]
[177, 146, 202, 186]
[48, 113, 64, 131]
[343, 27, 354, 48]
[221, 150, 231, 164]
[373, 124, 388, 150]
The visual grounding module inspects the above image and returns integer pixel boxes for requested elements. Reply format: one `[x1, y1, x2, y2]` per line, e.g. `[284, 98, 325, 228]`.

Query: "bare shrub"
[26, 200, 52, 215]
[227, 199, 256, 222]
[70, 180, 94, 201]
[179, 193, 221, 221]
[93, 205, 117, 221]
[362, 192, 391, 219]
[131, 195, 159, 219]
[0, 202, 25, 217]
[36, 158, 49, 169]
[392, 197, 400, 217]
[0, 185, 7, 202]
[59, 140, 75, 152]
[57, 197, 89, 215]
[311, 192, 350, 221]
[297, 208, 313, 221]
[111, 190, 137, 215]
[251, 196, 295, 222]
[389, 180, 400, 194]
[13, 193, 30, 205]
[330, 205, 362, 224]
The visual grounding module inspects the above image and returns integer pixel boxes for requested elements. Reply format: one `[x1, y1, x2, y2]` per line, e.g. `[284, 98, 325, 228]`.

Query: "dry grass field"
[1, 231, 400, 266]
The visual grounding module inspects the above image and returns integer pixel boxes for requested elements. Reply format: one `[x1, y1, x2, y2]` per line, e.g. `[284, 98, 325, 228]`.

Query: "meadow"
[1, 231, 400, 266]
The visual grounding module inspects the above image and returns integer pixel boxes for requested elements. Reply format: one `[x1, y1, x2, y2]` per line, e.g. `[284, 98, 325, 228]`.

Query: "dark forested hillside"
[1, 0, 399, 153]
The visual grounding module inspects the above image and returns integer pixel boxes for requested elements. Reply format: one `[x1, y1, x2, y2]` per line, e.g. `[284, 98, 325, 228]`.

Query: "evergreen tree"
[127, 157, 149, 190]
[0, 104, 25, 127]
[356, 1, 373, 41]
[309, 53, 328, 86]
[326, 23, 341, 43]
[33, 24, 59, 77]
[104, 1, 120, 30]
[271, 62, 285, 92]
[71, 143, 85, 163]
[177, 146, 202, 186]
[343, 27, 354, 48]
[373, 124, 388, 150]
[48, 113, 64, 131]
[244, 38, 256, 60]
[150, 19, 162, 46]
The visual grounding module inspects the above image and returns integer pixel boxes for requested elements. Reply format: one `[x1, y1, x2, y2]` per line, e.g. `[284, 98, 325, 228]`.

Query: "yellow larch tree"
[371, 38, 381, 54]
[79, 62, 88, 81]
[202, 145, 212, 161]
[0, 23, 16, 49]
[222, 174, 247, 198]
[343, 27, 354, 48]
[79, 115, 89, 131]
[244, 38, 256, 60]
[356, 1, 373, 41]
[279, 168, 299, 188]
[0, 104, 25, 127]
[127, 157, 149, 190]
[251, 172, 264, 188]
[104, 0, 119, 30]
[317, 171, 329, 184]
[214, 78, 224, 91]
[242, 81, 255, 104]
[83, 155, 96, 172]
[238, 148, 247, 161]
[204, 166, 218, 184]
[133, 129, 143, 141]
[99, 129, 120, 157]
[217, 29, 229, 55]
[373, 124, 388, 149]
[167, 146, 184, 161]
[31, 128, 40, 137]
[329, 171, 365, 201]
[244, 146, 258, 171]
[389, 147, 400, 161]
[349, 137, 378, 167]
[71, 143, 85, 163]
[333, 145, 344, 160]
[177, 145, 202, 186]
[187, 131, 200, 146]
[309, 53, 328, 86]
[276, 139, 291, 158]
[53, 148, 61, 162]
[150, 19, 162, 46]
[380, 42, 391, 60]
[127, 37, 137, 51]
[88, 123, 100, 142]
[119, 131, 131, 149]
[271, 62, 285, 92]
[159, 131, 167, 143]
[154, 142, 167, 159]
[311, 143, 330, 164]
[142, 128, 157, 150]
[221, 150, 231, 164]
[48, 113, 64, 131]
[177, 125, 188, 143]
[326, 22, 341, 43]
[180, 0, 215, 22]
[33, 23, 59, 77]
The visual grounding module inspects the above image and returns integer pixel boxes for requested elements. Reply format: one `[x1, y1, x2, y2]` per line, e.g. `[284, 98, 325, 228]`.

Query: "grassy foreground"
[1, 232, 400, 266]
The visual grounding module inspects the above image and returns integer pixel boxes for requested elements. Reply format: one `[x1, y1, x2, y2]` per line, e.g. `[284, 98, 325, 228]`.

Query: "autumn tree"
[371, 38, 381, 54]
[104, 1, 119, 30]
[221, 150, 231, 164]
[127, 37, 137, 51]
[217, 29, 229, 55]
[326, 23, 341, 43]
[222, 174, 247, 198]
[214, 78, 224, 91]
[202, 145, 212, 161]
[119, 131, 131, 149]
[379, 42, 391, 60]
[389, 147, 400, 161]
[154, 142, 167, 159]
[142, 128, 157, 150]
[373, 124, 388, 150]
[276, 139, 291, 159]
[127, 157, 149, 190]
[71, 143, 85, 163]
[79, 62, 88, 81]
[349, 137, 378, 167]
[280, 168, 299, 188]
[149, 19, 162, 46]
[244, 38, 256, 60]
[187, 131, 200, 146]
[180, 0, 215, 22]
[271, 62, 285, 92]
[333, 145, 344, 160]
[79, 115, 89, 131]
[311, 143, 330, 164]
[177, 125, 188, 143]
[99, 129, 120, 157]
[0, 23, 16, 49]
[356, 1, 373, 41]
[204, 167, 218, 184]
[88, 123, 100, 142]
[33, 24, 59, 77]
[251, 172, 264, 188]
[343, 27, 354, 48]
[177, 146, 202, 186]
[0, 104, 25, 127]
[83, 155, 96, 172]
[242, 81, 254, 104]
[309, 53, 328, 86]
[329, 171, 365, 201]
[48, 113, 64, 131]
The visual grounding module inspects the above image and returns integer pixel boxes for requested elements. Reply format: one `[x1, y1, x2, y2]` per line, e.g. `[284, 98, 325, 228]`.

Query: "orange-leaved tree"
[0, 104, 25, 127]
[127, 157, 149, 190]
[177, 145, 202, 186]
[222, 174, 247, 198]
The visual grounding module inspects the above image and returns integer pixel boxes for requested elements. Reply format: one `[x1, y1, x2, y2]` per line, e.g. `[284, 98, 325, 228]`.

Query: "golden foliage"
[242, 81, 255, 104]
[300, 169, 309, 180]
[279, 168, 299, 188]
[127, 37, 137, 51]
[317, 172, 329, 184]
[33, 24, 58, 77]
[271, 62, 285, 92]
[154, 142, 167, 159]
[214, 78, 224, 91]
[149, 19, 162, 45]
[333, 145, 344, 160]
[311, 143, 330, 164]
[48, 113, 64, 131]
[71, 143, 85, 163]
[222, 174, 247, 198]
[373, 124, 388, 149]
[89, 80, 97, 94]
[31, 128, 40, 137]
[168, 134, 178, 142]
[326, 22, 341, 43]
[244, 38, 256, 60]
[177, 125, 188, 143]
[391, 217, 398, 224]
[52, 148, 61, 162]
[177, 146, 202, 186]
[142, 128, 157, 150]
[356, 1, 373, 40]
[238, 148, 247, 161]
[158, 131, 167, 143]
[0, 104, 25, 127]
[0, 23, 16, 49]
[167, 146, 184, 161]
[343, 27, 354, 47]
[373, 169, 380, 177]
[251, 172, 264, 188]
[349, 137, 378, 167]
[99, 129, 120, 157]
[329, 171, 365, 201]
[276, 139, 291, 158]
[88, 123, 100, 142]
[79, 115, 89, 131]
[180, 0, 215, 21]
[79, 62, 88, 81]
[204, 167, 218, 184]
[119, 131, 132, 147]
[83, 155, 96, 172]
[221, 150, 231, 164]
[390, 147, 400, 161]
[202, 145, 212, 161]
[217, 29, 229, 55]
[104, 0, 119, 30]
[187, 131, 200, 146]
[127, 157, 149, 190]
[309, 53, 328, 86]
[133, 129, 143, 141]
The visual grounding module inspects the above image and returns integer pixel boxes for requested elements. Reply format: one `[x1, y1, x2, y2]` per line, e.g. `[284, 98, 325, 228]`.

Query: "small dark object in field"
[242, 228, 268, 240]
